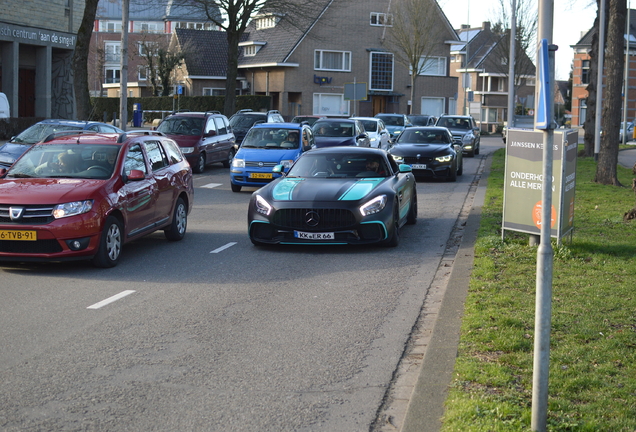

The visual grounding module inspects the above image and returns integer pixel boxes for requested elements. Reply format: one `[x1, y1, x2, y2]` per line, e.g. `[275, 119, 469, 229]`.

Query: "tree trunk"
[224, 31, 241, 117]
[594, 0, 626, 186]
[72, 0, 100, 120]
[582, 1, 601, 157]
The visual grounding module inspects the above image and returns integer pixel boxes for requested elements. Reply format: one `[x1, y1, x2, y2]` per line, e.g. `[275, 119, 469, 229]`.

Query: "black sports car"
[248, 147, 417, 246]
[388, 126, 463, 181]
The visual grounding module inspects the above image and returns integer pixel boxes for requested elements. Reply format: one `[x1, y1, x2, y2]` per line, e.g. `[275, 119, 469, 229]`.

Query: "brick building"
[570, 12, 636, 128]
[0, 0, 85, 118]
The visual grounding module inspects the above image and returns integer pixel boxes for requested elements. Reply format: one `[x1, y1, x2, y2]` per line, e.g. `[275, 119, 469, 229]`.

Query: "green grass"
[441, 149, 636, 432]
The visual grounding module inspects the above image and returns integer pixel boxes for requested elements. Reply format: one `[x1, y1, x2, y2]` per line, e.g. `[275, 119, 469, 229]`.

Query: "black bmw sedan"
[388, 126, 463, 182]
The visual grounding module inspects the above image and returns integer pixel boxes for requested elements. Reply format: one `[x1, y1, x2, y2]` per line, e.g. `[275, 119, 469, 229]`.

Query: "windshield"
[287, 153, 388, 178]
[398, 129, 450, 144]
[229, 114, 262, 129]
[8, 143, 122, 179]
[240, 128, 300, 149]
[313, 122, 355, 138]
[157, 117, 204, 135]
[378, 116, 404, 126]
[358, 120, 378, 132]
[438, 117, 470, 129]
[11, 124, 84, 144]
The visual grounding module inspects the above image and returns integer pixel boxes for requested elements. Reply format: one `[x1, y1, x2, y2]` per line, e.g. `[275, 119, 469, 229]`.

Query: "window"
[138, 42, 157, 56]
[581, 60, 591, 84]
[104, 42, 120, 63]
[420, 97, 444, 117]
[138, 67, 148, 81]
[579, 99, 587, 126]
[105, 68, 120, 84]
[174, 22, 214, 31]
[214, 117, 228, 135]
[417, 56, 446, 76]
[370, 52, 393, 91]
[124, 144, 147, 175]
[314, 50, 351, 72]
[162, 140, 184, 164]
[145, 141, 169, 171]
[133, 21, 161, 33]
[102, 21, 122, 33]
[256, 16, 278, 29]
[244, 45, 256, 56]
[370, 12, 393, 26]
[203, 88, 226, 96]
[313, 93, 349, 116]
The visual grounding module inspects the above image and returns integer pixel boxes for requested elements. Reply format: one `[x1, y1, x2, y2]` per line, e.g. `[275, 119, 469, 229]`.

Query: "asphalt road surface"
[0, 137, 503, 432]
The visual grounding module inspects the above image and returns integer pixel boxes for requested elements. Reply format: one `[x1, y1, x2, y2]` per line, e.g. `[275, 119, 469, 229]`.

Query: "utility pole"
[507, 0, 517, 131]
[119, 0, 129, 131]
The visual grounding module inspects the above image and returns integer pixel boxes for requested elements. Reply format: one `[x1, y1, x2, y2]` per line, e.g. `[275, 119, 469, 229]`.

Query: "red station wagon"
[0, 131, 194, 267]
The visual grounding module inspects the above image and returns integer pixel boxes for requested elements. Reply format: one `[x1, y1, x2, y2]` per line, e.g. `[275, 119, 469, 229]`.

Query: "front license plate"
[294, 231, 335, 240]
[250, 172, 273, 179]
[0, 230, 37, 241]
[411, 164, 427, 169]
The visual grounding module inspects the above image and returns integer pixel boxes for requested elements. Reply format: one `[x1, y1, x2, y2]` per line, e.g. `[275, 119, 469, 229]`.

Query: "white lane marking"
[87, 290, 136, 310]
[210, 242, 237, 253]
[201, 183, 222, 189]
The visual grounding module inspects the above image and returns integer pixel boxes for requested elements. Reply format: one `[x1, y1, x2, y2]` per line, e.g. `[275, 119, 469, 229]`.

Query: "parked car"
[0, 130, 194, 267]
[0, 119, 124, 169]
[312, 118, 370, 148]
[349, 116, 391, 150]
[230, 122, 314, 192]
[435, 114, 481, 157]
[389, 126, 463, 182]
[374, 113, 413, 143]
[156, 111, 236, 173]
[0, 92, 10, 119]
[407, 114, 437, 126]
[290, 115, 326, 126]
[229, 109, 284, 146]
[248, 146, 417, 247]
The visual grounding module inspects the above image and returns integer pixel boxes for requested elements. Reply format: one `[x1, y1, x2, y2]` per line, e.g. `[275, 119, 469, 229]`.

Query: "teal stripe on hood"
[338, 178, 384, 201]
[272, 178, 304, 200]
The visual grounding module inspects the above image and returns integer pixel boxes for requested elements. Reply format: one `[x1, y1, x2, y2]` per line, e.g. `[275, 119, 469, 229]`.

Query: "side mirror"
[0, 168, 6, 178]
[302, 145, 312, 152]
[272, 164, 284, 173]
[204, 130, 217, 137]
[398, 164, 412, 173]
[126, 169, 145, 182]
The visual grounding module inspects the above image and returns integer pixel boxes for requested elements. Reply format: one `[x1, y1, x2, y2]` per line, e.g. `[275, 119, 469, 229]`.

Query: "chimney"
[482, 22, 490, 31]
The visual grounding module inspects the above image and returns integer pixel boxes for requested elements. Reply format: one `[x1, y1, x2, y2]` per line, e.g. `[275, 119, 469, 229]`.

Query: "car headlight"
[391, 154, 404, 163]
[254, 195, 273, 216]
[52, 200, 93, 219]
[279, 159, 294, 169]
[181, 147, 194, 154]
[360, 195, 387, 216]
[435, 155, 453, 163]
[232, 158, 245, 168]
[462, 133, 475, 144]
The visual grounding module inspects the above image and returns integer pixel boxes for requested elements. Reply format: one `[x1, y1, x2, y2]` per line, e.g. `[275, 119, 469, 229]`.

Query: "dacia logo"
[9, 206, 24, 221]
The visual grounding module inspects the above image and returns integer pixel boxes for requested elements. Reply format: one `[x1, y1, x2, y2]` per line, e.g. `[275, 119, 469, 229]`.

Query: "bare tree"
[171, 0, 321, 116]
[595, 0, 626, 185]
[489, 0, 537, 110]
[73, 0, 101, 120]
[138, 36, 187, 96]
[381, 0, 445, 115]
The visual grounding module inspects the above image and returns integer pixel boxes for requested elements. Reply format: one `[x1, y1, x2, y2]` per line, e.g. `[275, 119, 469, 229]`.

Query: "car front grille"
[245, 161, 279, 168]
[403, 156, 434, 164]
[0, 204, 55, 224]
[0, 239, 63, 254]
[273, 208, 357, 230]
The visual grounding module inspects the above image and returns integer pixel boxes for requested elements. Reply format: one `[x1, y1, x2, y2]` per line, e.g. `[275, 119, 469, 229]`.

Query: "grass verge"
[441, 149, 636, 431]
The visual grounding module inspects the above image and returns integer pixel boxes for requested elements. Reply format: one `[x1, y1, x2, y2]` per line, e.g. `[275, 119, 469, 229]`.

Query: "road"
[0, 137, 503, 432]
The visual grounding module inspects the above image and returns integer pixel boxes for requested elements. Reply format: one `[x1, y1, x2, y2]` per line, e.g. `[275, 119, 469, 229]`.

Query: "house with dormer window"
[172, 0, 459, 118]
[449, 21, 536, 132]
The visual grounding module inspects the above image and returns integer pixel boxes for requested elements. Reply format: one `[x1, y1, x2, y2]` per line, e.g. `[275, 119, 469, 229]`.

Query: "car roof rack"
[204, 110, 221, 115]
[117, 130, 165, 143]
[41, 130, 95, 143]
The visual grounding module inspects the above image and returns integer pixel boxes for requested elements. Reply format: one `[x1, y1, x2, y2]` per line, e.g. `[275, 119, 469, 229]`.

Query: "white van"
[0, 93, 10, 119]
